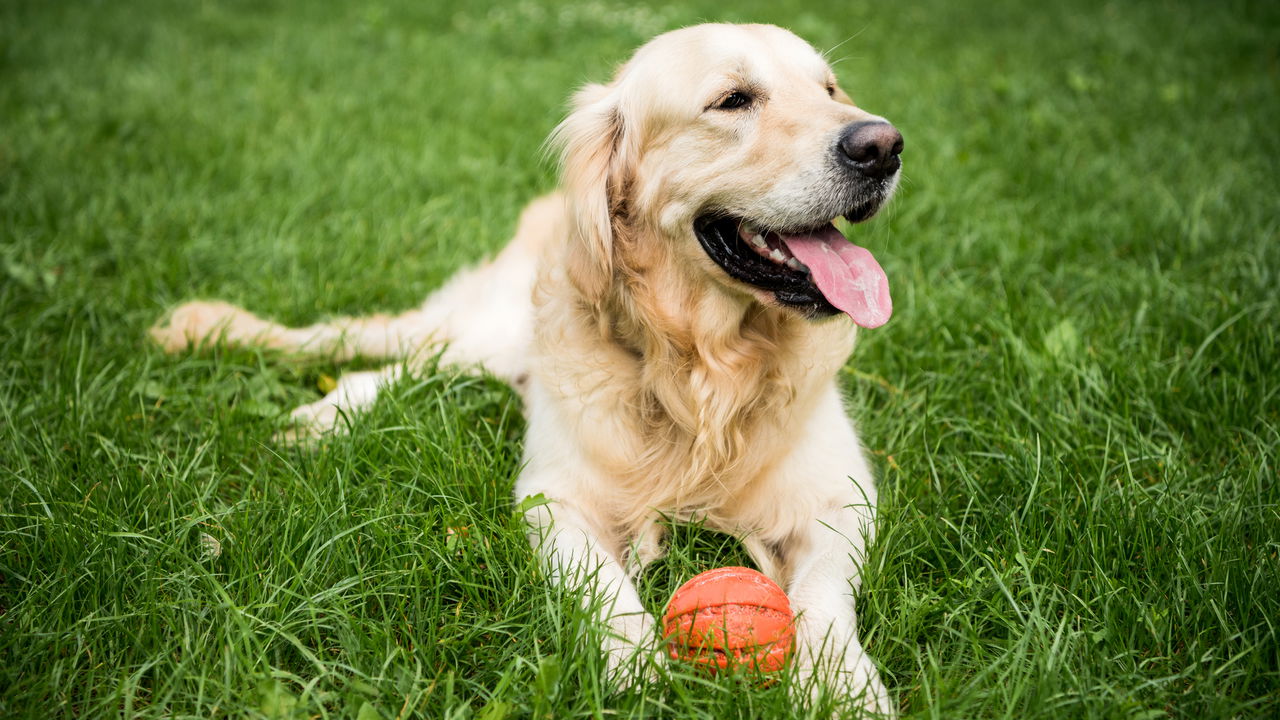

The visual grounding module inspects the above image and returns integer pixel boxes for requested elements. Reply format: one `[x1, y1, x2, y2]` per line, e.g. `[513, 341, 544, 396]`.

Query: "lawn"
[1, 0, 1277, 717]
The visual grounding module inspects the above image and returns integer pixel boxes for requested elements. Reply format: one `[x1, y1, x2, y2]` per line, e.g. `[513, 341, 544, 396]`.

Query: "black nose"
[837, 122, 904, 179]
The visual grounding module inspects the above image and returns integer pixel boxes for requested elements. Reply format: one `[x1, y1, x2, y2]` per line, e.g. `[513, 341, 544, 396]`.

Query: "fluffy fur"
[153, 23, 900, 715]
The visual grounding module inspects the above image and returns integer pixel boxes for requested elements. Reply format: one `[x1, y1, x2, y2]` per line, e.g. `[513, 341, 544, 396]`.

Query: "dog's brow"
[709, 68, 765, 97]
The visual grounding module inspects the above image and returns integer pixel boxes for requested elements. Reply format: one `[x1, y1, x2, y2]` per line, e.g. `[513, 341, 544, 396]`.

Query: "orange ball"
[662, 566, 795, 673]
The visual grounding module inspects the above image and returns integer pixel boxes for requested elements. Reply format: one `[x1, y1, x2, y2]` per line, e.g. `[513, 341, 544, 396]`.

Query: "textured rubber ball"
[662, 566, 795, 673]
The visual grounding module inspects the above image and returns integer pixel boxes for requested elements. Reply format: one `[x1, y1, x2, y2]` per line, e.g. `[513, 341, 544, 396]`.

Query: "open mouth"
[693, 210, 893, 328]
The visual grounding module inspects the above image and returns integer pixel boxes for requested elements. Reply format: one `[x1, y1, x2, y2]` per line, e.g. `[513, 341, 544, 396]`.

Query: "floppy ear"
[549, 82, 626, 301]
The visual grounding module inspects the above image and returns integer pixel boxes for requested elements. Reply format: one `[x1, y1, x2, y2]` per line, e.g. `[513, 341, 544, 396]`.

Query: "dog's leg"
[522, 496, 658, 685]
[779, 498, 894, 717]
[274, 364, 404, 441]
[153, 194, 564, 439]
[150, 300, 435, 362]
[148, 240, 537, 368]
[737, 389, 894, 716]
[148, 275, 526, 440]
[151, 194, 562, 381]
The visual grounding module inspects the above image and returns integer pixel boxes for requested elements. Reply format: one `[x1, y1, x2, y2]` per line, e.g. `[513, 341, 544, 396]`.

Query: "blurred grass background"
[1, 0, 1277, 717]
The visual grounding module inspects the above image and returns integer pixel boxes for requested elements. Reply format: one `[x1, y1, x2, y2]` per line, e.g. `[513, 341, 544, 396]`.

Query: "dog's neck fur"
[553, 218, 856, 530]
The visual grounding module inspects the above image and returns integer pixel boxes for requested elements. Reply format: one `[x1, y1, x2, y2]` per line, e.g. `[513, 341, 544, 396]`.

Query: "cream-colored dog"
[153, 23, 903, 715]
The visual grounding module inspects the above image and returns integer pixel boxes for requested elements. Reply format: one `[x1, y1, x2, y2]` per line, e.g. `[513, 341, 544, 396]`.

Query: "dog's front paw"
[601, 613, 665, 690]
[604, 640, 665, 691]
[793, 651, 896, 719]
[149, 300, 260, 353]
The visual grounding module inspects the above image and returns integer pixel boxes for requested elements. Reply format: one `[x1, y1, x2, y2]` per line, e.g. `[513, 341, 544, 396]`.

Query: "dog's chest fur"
[532, 275, 856, 531]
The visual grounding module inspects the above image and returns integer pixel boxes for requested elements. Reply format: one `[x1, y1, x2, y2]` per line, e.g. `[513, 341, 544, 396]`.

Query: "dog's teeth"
[769, 249, 786, 263]
[786, 258, 805, 271]
[749, 234, 767, 249]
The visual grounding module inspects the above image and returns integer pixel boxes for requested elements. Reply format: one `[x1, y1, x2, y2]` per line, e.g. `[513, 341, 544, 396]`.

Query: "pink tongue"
[780, 225, 892, 328]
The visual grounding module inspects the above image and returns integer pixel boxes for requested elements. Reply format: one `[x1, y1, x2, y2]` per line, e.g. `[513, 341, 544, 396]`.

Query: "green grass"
[2, 0, 1278, 717]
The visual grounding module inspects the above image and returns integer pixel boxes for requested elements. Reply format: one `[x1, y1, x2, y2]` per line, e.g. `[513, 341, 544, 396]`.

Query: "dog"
[152, 23, 903, 715]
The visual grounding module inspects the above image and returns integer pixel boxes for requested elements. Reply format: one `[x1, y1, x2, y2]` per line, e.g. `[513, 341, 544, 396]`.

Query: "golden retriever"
[152, 23, 903, 715]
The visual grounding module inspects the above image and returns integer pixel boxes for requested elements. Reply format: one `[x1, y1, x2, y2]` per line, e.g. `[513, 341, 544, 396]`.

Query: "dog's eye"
[826, 84, 836, 97]
[716, 91, 752, 110]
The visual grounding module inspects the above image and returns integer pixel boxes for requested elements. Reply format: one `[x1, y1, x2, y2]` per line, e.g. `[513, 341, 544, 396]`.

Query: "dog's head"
[553, 23, 901, 328]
